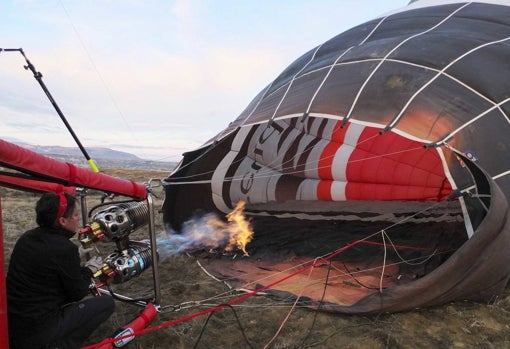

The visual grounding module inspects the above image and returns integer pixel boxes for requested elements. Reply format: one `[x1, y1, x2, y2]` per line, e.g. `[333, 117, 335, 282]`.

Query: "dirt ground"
[85, 255, 510, 349]
[2, 168, 510, 349]
[84, 258, 510, 349]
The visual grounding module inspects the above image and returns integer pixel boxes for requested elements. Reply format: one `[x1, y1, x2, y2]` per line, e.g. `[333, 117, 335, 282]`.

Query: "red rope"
[359, 240, 436, 251]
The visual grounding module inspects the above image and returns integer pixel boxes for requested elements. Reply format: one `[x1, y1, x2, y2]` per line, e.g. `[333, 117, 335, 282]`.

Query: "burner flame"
[225, 201, 253, 255]
[157, 201, 254, 259]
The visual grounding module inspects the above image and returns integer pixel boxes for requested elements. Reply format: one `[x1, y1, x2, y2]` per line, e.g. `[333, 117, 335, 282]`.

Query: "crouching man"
[7, 192, 114, 349]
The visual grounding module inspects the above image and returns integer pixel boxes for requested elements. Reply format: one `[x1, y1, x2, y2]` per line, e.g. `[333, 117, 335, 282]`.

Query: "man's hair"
[36, 192, 77, 227]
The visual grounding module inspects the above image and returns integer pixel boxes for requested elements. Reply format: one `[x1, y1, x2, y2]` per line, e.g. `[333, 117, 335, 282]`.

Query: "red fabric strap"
[56, 191, 68, 222]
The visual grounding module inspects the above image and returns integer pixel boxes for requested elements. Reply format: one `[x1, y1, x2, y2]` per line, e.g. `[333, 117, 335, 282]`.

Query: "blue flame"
[156, 212, 240, 261]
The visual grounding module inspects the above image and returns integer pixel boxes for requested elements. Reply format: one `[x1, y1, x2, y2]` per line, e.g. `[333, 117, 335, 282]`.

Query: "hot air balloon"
[163, 0, 510, 313]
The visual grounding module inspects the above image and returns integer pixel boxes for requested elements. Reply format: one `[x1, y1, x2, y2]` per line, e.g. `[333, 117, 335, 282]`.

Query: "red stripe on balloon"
[318, 121, 350, 180]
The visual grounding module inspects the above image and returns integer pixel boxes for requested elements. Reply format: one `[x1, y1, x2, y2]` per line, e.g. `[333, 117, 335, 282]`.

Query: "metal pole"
[1, 48, 100, 173]
[78, 190, 89, 228]
[146, 195, 161, 305]
[77, 190, 93, 260]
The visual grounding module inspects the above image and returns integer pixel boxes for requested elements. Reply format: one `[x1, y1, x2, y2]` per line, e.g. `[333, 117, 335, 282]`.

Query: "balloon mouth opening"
[195, 199, 467, 308]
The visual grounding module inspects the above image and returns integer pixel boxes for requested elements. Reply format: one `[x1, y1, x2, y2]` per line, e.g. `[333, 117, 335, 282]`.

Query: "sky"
[1, 0, 410, 162]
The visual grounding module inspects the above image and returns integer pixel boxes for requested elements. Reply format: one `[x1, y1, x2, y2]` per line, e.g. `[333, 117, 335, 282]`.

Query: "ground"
[2, 168, 510, 349]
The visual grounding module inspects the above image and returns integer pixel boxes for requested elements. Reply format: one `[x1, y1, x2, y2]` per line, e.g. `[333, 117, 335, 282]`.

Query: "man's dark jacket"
[7, 225, 93, 347]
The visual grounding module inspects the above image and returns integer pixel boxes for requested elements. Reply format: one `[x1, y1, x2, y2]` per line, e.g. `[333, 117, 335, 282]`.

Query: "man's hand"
[79, 246, 94, 259]
[85, 256, 104, 274]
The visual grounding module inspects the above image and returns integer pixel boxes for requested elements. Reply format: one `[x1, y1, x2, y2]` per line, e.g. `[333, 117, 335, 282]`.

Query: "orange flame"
[225, 201, 254, 255]
[178, 201, 254, 256]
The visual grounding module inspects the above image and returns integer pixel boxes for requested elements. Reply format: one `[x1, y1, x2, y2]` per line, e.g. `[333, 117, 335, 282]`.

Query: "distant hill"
[20, 143, 141, 160]
[13, 142, 178, 171]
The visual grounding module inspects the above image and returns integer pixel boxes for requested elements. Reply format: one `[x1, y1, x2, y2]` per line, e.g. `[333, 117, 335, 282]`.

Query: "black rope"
[193, 304, 256, 349]
[342, 261, 380, 290]
[297, 260, 332, 348]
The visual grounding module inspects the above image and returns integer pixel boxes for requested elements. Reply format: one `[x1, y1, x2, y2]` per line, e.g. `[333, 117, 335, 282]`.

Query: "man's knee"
[74, 295, 115, 325]
[49, 296, 115, 349]
[91, 295, 115, 319]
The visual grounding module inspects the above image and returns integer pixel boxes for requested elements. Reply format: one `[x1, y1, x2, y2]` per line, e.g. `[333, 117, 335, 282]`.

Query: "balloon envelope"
[163, 1, 510, 313]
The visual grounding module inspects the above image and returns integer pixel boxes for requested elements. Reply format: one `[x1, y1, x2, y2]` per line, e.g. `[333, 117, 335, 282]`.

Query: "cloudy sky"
[1, 0, 409, 161]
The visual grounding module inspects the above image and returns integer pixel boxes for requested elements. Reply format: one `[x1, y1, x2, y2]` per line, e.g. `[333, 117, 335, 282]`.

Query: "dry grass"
[2, 168, 510, 349]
